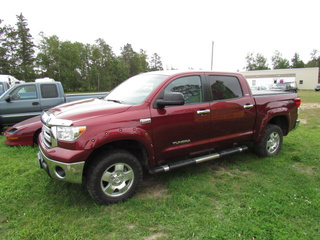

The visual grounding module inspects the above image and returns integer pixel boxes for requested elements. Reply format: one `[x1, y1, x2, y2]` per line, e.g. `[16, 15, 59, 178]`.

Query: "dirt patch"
[300, 119, 308, 124]
[144, 232, 167, 240]
[136, 174, 171, 199]
[300, 103, 320, 109]
[214, 167, 251, 178]
[127, 224, 135, 229]
[292, 163, 317, 175]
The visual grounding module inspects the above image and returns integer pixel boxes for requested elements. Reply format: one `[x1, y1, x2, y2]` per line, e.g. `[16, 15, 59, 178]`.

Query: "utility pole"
[211, 41, 214, 70]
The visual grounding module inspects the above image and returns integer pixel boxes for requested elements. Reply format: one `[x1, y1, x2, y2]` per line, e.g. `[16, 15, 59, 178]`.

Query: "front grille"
[42, 125, 52, 148]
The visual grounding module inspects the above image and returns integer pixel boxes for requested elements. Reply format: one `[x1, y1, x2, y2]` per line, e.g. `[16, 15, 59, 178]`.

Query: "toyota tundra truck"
[38, 71, 301, 204]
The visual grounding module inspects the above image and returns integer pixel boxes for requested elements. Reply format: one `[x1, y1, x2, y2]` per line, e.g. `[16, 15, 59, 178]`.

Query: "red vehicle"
[4, 116, 42, 146]
[38, 71, 300, 204]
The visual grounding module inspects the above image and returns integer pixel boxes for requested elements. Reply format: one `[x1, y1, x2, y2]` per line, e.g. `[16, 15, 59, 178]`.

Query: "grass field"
[1, 90, 319, 239]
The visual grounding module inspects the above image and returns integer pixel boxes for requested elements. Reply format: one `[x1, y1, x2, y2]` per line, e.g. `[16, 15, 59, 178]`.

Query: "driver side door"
[1, 84, 40, 125]
[150, 75, 211, 163]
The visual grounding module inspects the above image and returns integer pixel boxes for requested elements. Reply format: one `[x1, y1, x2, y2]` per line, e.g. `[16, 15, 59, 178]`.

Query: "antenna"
[211, 41, 214, 70]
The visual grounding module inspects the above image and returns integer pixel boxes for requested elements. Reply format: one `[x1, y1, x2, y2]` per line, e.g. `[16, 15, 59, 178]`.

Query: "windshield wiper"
[107, 99, 123, 104]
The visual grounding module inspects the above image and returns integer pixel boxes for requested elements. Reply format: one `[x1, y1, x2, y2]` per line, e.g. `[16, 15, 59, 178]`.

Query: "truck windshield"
[105, 74, 168, 105]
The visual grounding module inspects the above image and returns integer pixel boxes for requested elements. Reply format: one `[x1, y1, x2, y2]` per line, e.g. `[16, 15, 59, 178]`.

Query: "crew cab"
[38, 71, 301, 204]
[0, 81, 106, 129]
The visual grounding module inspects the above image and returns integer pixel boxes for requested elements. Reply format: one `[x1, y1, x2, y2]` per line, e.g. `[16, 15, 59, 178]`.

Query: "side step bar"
[150, 145, 248, 174]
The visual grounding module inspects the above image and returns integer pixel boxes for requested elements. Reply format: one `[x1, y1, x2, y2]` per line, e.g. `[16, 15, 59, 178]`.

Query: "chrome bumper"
[38, 148, 85, 184]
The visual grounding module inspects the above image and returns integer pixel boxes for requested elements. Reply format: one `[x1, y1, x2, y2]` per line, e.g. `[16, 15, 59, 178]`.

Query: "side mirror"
[156, 92, 185, 108]
[5, 95, 11, 102]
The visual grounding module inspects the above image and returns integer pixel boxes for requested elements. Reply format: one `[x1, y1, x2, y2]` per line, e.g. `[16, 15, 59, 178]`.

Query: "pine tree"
[16, 13, 35, 80]
[0, 19, 19, 75]
[291, 53, 305, 68]
[149, 53, 163, 71]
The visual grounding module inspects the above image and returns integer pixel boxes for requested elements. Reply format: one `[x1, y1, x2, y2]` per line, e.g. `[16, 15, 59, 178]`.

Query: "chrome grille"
[42, 124, 52, 148]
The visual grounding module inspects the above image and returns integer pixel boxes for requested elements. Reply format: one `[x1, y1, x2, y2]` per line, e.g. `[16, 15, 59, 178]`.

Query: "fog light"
[55, 166, 66, 178]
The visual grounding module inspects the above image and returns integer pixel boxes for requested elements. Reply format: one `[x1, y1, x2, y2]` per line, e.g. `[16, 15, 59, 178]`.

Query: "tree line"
[0, 14, 163, 92]
[245, 50, 320, 71]
[1, 14, 319, 92]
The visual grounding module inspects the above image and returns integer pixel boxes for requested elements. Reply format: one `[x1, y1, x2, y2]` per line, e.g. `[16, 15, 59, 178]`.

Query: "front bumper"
[38, 147, 85, 184]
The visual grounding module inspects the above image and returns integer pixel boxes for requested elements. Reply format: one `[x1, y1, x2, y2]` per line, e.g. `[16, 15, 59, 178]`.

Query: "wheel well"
[268, 116, 288, 136]
[85, 140, 149, 174]
[33, 128, 42, 146]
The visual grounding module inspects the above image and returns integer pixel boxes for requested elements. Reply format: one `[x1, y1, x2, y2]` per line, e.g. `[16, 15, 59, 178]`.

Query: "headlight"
[7, 128, 20, 134]
[52, 126, 86, 142]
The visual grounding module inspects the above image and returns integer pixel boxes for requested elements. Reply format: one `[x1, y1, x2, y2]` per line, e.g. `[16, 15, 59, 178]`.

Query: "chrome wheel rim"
[266, 132, 280, 154]
[101, 163, 134, 197]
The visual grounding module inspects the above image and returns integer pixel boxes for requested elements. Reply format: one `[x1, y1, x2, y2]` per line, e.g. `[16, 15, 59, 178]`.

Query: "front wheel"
[254, 124, 283, 157]
[86, 150, 143, 205]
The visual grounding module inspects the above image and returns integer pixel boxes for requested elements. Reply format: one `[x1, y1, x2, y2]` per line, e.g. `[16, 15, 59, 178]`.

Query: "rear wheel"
[254, 124, 283, 157]
[86, 150, 142, 205]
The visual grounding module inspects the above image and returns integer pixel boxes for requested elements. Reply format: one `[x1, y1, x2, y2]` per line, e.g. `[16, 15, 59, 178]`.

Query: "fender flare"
[83, 127, 155, 161]
[254, 107, 289, 143]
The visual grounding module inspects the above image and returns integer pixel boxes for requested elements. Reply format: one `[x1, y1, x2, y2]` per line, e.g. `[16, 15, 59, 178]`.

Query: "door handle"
[197, 109, 210, 115]
[243, 104, 254, 109]
[32, 102, 39, 106]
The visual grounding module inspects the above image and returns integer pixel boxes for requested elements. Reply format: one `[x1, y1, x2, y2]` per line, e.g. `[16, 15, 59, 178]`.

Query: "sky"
[1, 0, 319, 72]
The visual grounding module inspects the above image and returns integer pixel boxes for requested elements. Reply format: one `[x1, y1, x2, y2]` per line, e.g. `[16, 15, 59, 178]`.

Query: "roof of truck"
[143, 70, 243, 77]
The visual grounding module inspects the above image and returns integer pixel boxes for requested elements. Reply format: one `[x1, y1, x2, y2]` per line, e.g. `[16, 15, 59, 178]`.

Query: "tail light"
[294, 98, 301, 108]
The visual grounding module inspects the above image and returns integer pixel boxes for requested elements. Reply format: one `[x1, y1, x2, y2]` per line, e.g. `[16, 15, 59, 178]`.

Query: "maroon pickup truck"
[38, 71, 300, 204]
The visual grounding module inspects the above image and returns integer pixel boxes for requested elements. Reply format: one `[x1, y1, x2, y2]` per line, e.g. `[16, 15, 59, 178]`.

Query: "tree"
[15, 13, 35, 80]
[245, 52, 269, 71]
[0, 20, 19, 75]
[271, 50, 290, 69]
[120, 44, 149, 77]
[138, 49, 149, 73]
[0, 19, 10, 74]
[149, 53, 163, 71]
[59, 40, 83, 91]
[90, 38, 117, 91]
[291, 52, 305, 68]
[36, 34, 61, 81]
[306, 49, 320, 67]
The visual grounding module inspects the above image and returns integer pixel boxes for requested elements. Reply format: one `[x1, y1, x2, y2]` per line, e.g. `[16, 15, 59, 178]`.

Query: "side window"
[208, 75, 243, 101]
[164, 76, 203, 104]
[11, 85, 37, 100]
[41, 84, 58, 98]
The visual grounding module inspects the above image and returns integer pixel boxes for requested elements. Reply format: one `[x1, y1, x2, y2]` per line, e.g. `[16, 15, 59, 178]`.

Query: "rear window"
[208, 75, 243, 101]
[41, 84, 58, 98]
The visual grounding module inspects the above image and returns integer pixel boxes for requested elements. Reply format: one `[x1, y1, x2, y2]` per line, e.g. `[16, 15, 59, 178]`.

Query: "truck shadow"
[40, 149, 259, 206]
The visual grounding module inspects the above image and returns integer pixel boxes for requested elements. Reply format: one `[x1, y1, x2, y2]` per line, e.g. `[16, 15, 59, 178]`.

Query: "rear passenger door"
[207, 75, 256, 148]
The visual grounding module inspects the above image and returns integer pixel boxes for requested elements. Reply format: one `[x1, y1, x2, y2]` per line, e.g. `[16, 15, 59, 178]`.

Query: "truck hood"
[48, 98, 131, 123]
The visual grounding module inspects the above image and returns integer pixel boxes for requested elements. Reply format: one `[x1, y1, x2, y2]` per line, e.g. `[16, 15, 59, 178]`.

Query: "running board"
[150, 145, 248, 174]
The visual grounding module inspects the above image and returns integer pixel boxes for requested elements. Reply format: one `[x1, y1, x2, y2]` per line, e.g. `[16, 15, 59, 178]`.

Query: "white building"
[241, 67, 319, 90]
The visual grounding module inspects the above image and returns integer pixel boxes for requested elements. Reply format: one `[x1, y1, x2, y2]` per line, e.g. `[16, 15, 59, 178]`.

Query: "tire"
[33, 129, 41, 146]
[254, 124, 283, 158]
[86, 150, 143, 205]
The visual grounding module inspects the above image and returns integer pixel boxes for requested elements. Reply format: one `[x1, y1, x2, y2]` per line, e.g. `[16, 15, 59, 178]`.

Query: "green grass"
[1, 90, 319, 239]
